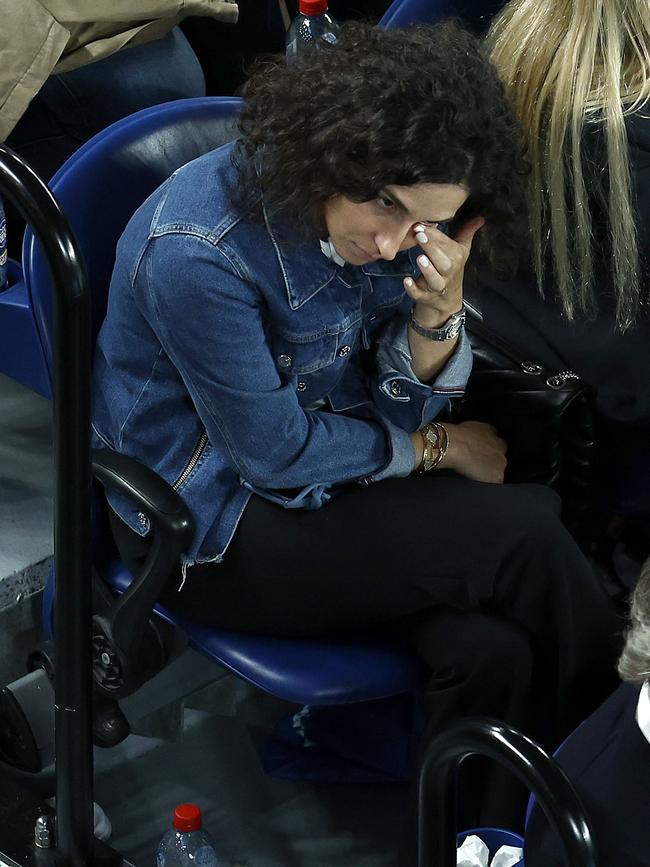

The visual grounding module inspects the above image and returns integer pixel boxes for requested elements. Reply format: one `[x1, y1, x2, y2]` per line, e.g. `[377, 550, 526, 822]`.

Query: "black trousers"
[111, 472, 622, 846]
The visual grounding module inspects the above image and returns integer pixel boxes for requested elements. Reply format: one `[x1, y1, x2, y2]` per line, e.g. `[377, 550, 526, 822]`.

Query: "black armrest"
[91, 449, 195, 695]
[92, 448, 194, 541]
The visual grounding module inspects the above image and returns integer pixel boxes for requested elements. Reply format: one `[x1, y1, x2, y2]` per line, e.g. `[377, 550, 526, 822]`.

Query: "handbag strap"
[464, 303, 586, 388]
[463, 301, 555, 372]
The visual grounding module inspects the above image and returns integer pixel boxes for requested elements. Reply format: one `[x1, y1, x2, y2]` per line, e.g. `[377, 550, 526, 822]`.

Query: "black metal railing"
[0, 144, 94, 867]
[418, 717, 597, 867]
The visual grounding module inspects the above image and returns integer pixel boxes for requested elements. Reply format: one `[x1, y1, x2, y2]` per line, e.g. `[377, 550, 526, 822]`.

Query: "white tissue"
[457, 835, 490, 866]
[491, 845, 523, 867]
[456, 837, 523, 867]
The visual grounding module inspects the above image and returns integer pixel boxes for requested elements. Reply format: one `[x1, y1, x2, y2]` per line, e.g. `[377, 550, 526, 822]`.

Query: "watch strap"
[409, 305, 466, 341]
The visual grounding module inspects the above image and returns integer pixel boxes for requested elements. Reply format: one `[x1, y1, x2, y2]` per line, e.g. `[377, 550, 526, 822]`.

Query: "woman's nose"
[375, 226, 412, 260]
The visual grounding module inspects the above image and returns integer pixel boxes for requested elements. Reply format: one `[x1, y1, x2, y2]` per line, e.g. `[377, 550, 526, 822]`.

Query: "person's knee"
[514, 483, 562, 517]
[417, 611, 534, 688]
[499, 486, 575, 560]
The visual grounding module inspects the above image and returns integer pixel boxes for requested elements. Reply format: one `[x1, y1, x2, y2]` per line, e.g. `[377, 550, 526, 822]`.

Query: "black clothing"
[479, 112, 650, 426]
[525, 683, 649, 867]
[111, 471, 622, 834]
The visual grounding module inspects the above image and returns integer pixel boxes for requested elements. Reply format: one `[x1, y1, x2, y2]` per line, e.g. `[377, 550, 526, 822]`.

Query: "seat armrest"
[91, 449, 195, 696]
[92, 448, 194, 544]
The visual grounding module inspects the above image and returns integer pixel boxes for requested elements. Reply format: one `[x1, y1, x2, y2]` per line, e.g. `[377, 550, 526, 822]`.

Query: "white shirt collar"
[319, 238, 346, 267]
[636, 681, 650, 745]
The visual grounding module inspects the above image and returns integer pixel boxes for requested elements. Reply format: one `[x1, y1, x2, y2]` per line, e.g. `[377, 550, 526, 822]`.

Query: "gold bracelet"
[434, 422, 449, 469]
[418, 422, 449, 473]
[418, 423, 436, 473]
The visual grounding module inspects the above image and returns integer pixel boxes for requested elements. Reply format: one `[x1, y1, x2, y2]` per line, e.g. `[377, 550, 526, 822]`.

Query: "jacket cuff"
[377, 317, 472, 399]
[367, 419, 416, 482]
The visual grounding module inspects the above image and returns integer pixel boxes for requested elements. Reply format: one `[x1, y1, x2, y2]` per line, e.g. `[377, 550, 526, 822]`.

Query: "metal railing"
[418, 717, 597, 867]
[0, 144, 94, 867]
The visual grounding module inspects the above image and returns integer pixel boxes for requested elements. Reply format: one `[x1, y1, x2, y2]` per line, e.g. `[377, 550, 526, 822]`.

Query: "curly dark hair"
[233, 20, 529, 277]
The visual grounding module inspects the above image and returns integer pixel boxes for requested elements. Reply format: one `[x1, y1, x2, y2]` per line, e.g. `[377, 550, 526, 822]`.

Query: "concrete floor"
[94, 681, 407, 867]
[0, 374, 52, 683]
[0, 373, 52, 587]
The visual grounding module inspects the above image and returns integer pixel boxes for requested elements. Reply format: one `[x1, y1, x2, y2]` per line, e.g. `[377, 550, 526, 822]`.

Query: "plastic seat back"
[380, 0, 505, 33]
[23, 97, 243, 388]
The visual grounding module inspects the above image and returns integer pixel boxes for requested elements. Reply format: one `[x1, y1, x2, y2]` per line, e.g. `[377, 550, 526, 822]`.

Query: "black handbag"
[451, 303, 596, 532]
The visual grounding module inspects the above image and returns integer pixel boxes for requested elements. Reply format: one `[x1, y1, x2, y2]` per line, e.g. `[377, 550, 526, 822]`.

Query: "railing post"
[0, 144, 94, 867]
[417, 717, 597, 867]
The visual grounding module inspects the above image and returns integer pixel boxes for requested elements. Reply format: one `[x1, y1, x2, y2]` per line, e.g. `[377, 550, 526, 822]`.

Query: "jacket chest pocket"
[272, 323, 361, 401]
[272, 331, 339, 375]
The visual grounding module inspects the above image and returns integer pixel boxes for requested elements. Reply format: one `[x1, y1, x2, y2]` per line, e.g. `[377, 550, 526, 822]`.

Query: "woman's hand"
[410, 420, 506, 483]
[410, 421, 508, 485]
[404, 216, 485, 327]
[442, 421, 507, 484]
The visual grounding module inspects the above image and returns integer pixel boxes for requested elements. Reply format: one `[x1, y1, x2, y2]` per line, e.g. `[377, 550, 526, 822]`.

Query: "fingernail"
[404, 277, 414, 287]
[416, 232, 428, 245]
[414, 224, 426, 233]
[417, 254, 431, 269]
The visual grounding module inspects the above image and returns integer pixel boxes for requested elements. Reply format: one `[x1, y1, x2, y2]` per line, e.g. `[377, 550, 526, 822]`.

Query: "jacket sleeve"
[43, 1, 237, 24]
[0, 1, 239, 141]
[136, 232, 416, 493]
[51, 1, 238, 73]
[0, 0, 69, 141]
[371, 314, 473, 432]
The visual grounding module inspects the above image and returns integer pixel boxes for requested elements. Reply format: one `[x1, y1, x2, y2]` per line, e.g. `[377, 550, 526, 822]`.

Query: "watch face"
[448, 322, 462, 338]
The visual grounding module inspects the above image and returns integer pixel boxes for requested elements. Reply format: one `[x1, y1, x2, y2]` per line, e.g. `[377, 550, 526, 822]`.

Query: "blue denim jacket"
[92, 143, 472, 566]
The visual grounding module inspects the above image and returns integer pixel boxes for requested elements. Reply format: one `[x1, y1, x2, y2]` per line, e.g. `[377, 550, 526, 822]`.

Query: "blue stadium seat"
[0, 255, 51, 396]
[25, 98, 423, 738]
[380, 0, 505, 32]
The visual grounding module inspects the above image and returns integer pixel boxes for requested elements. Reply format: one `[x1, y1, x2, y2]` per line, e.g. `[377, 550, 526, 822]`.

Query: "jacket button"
[338, 345, 351, 357]
[277, 354, 293, 369]
[390, 380, 402, 396]
[297, 381, 307, 392]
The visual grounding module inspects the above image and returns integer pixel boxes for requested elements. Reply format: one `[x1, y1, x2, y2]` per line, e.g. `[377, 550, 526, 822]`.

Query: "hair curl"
[232, 20, 529, 278]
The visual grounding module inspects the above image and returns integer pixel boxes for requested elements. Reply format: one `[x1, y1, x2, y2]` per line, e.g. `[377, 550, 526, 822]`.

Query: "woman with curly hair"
[93, 21, 619, 836]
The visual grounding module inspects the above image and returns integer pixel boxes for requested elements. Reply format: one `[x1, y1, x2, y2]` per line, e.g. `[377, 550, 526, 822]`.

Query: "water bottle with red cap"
[156, 804, 221, 867]
[286, 0, 340, 64]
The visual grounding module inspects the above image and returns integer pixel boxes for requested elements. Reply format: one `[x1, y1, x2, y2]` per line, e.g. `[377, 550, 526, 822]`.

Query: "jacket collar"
[263, 204, 419, 310]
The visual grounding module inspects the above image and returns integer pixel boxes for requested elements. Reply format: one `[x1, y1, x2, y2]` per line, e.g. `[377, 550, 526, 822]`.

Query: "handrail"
[418, 717, 597, 867]
[0, 145, 94, 867]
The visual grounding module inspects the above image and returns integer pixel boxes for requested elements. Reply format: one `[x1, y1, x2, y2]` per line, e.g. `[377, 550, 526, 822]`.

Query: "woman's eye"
[376, 196, 395, 210]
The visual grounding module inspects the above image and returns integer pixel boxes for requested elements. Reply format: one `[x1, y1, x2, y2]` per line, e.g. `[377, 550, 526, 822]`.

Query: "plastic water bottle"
[286, 0, 340, 64]
[0, 196, 7, 291]
[156, 804, 220, 867]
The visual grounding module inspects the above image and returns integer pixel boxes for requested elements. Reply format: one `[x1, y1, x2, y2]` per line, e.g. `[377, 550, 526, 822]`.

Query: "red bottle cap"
[173, 804, 202, 832]
[299, 0, 328, 15]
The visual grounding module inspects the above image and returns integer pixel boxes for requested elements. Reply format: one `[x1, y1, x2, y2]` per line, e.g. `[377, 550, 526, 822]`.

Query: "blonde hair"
[486, 0, 650, 330]
[618, 557, 650, 684]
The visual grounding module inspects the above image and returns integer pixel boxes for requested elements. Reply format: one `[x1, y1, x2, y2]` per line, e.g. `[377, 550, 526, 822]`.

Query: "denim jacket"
[92, 142, 472, 566]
